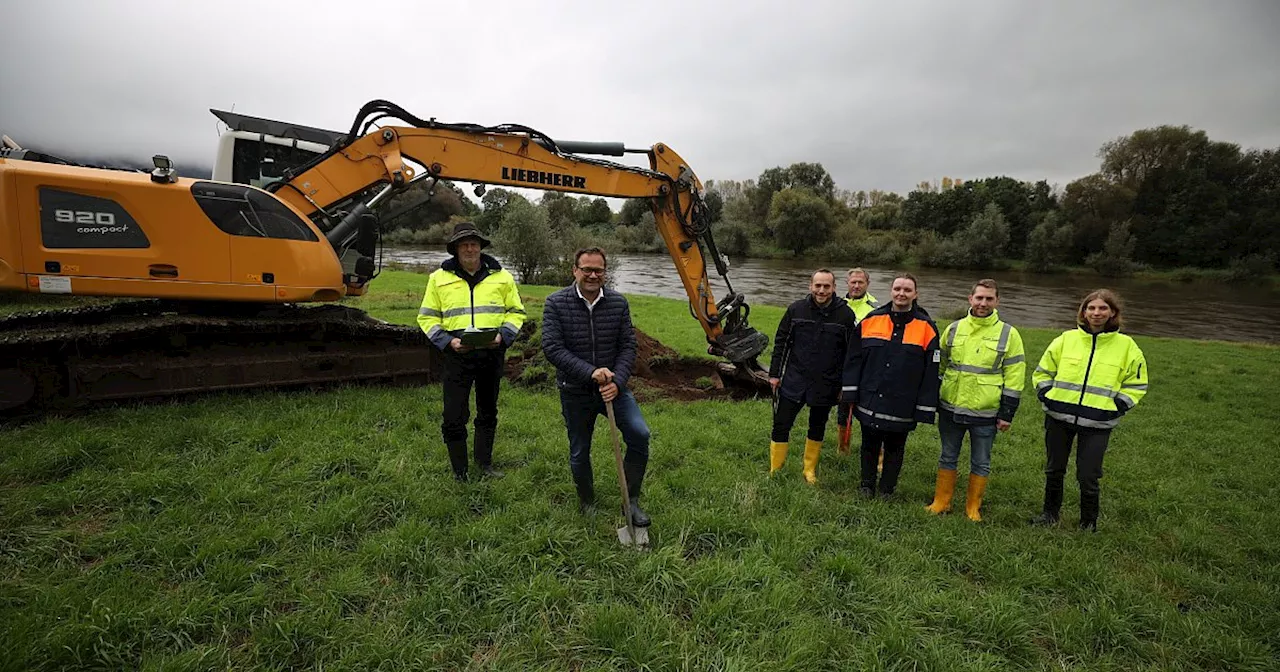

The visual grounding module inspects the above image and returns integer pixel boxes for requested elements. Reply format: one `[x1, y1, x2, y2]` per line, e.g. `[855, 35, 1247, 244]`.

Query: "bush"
[850, 232, 908, 266]
[1024, 211, 1074, 271]
[769, 188, 834, 255]
[1224, 252, 1277, 283]
[714, 219, 753, 257]
[1086, 220, 1138, 277]
[614, 213, 665, 253]
[493, 200, 561, 283]
[382, 223, 452, 246]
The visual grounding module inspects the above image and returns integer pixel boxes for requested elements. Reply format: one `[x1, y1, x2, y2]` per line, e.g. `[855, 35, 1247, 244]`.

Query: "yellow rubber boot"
[924, 469, 958, 515]
[769, 441, 789, 475]
[802, 438, 822, 484]
[966, 473, 989, 522]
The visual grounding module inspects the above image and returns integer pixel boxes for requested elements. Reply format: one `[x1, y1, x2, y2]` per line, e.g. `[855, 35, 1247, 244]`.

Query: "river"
[378, 247, 1280, 344]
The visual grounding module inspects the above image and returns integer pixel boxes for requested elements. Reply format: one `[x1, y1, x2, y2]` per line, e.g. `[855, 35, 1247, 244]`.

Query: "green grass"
[2, 270, 1279, 670]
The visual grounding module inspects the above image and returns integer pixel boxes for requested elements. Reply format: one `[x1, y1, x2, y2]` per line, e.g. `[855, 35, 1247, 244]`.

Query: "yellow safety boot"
[802, 438, 822, 484]
[966, 473, 989, 522]
[769, 441, 789, 475]
[924, 469, 958, 515]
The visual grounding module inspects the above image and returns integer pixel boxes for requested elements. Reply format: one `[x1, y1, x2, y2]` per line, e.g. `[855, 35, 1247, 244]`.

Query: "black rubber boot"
[574, 473, 596, 515]
[1029, 511, 1060, 526]
[1030, 477, 1063, 525]
[623, 459, 650, 527]
[446, 440, 469, 482]
[473, 427, 504, 479]
[1079, 484, 1100, 532]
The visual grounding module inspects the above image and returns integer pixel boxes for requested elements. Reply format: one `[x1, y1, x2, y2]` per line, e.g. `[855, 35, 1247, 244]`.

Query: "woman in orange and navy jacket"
[841, 272, 942, 499]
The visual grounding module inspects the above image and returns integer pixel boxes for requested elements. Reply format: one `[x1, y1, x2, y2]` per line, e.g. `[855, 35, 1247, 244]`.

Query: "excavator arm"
[271, 101, 769, 370]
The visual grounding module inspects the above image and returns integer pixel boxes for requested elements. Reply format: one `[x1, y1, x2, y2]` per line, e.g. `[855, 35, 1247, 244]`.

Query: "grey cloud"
[3, 0, 1277, 196]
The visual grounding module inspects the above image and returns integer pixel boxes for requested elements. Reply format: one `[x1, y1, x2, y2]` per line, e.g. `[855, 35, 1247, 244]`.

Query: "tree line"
[381, 124, 1280, 281]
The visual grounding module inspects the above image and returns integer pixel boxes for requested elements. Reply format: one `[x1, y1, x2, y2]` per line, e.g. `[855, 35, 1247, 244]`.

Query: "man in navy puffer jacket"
[542, 247, 651, 527]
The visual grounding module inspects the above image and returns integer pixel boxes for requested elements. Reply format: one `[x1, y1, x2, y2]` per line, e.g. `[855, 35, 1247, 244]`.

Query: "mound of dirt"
[503, 313, 763, 403]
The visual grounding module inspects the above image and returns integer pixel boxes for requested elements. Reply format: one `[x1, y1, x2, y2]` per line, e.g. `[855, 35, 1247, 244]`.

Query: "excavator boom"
[271, 100, 768, 364]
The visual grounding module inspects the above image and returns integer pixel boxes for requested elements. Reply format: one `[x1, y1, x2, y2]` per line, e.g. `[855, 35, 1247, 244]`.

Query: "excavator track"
[0, 300, 439, 419]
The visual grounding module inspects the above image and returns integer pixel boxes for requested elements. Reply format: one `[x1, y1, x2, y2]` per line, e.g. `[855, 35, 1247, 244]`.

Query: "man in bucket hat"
[417, 221, 526, 481]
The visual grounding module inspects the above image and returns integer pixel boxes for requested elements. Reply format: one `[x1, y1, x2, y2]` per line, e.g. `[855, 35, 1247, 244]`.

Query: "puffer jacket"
[541, 285, 638, 392]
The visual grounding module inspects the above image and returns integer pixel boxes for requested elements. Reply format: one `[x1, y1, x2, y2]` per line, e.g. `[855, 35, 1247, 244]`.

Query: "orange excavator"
[0, 100, 769, 416]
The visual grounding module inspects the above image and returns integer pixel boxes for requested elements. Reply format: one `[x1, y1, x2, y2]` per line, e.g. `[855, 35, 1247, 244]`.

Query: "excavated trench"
[502, 315, 767, 403]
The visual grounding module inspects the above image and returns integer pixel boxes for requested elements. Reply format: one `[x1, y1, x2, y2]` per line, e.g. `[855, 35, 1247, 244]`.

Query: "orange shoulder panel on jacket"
[861, 314, 893, 341]
[903, 319, 936, 349]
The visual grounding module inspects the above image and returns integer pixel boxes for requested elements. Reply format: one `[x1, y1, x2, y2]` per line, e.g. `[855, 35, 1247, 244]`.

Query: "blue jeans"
[559, 386, 650, 485]
[937, 413, 996, 477]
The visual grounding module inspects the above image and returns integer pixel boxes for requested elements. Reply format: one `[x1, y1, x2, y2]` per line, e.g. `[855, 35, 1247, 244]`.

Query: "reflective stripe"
[996, 323, 1011, 351]
[1121, 384, 1148, 391]
[1036, 380, 1052, 390]
[945, 321, 959, 349]
[502, 321, 521, 333]
[916, 405, 936, 413]
[856, 406, 915, 424]
[1045, 409, 1120, 429]
[1048, 380, 1115, 397]
[948, 362, 1001, 375]
[1035, 366, 1053, 376]
[1115, 392, 1136, 407]
[443, 305, 506, 318]
[842, 386, 858, 392]
[1003, 354, 1025, 365]
[426, 325, 443, 338]
[508, 307, 527, 315]
[940, 400, 998, 418]
[1002, 387, 1021, 399]
[419, 307, 443, 317]
[1085, 384, 1116, 398]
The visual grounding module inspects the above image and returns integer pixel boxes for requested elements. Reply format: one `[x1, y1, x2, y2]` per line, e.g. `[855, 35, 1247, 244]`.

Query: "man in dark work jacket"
[541, 247, 651, 527]
[767, 269, 858, 485]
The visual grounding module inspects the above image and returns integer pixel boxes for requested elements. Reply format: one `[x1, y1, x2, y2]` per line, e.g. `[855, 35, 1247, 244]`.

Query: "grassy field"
[2, 270, 1279, 670]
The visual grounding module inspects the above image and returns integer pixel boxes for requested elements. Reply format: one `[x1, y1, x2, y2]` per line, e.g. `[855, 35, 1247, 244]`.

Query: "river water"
[379, 247, 1280, 344]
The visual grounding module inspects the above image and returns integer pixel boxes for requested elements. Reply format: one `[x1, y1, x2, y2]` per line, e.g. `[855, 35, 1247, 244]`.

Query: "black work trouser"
[859, 425, 908, 493]
[771, 396, 832, 443]
[440, 348, 504, 464]
[1043, 416, 1112, 522]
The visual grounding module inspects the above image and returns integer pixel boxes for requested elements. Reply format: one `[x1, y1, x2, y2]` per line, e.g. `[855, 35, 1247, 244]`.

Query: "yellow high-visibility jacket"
[417, 255, 525, 351]
[846, 292, 879, 322]
[1033, 326, 1149, 429]
[939, 310, 1025, 425]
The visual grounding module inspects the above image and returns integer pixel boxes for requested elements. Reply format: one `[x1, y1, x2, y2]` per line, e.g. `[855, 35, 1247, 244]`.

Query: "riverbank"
[2, 271, 1278, 669]
[735, 244, 1278, 285]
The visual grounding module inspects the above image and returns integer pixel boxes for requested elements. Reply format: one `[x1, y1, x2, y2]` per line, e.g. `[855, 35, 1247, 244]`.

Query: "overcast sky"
[3, 0, 1278, 196]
